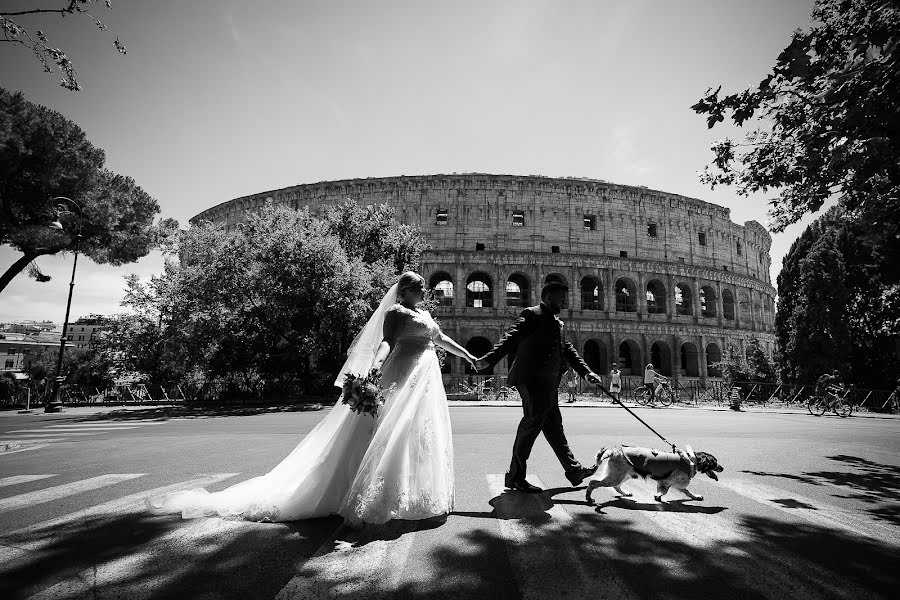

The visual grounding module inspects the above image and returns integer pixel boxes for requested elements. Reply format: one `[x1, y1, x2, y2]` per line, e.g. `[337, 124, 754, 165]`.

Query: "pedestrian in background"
[644, 363, 658, 403]
[609, 362, 622, 402]
[565, 369, 577, 403]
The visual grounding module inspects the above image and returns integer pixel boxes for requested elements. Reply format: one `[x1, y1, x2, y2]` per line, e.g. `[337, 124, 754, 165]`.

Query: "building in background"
[192, 174, 777, 383]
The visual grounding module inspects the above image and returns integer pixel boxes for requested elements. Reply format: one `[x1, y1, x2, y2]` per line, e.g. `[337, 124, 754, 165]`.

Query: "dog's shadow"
[591, 496, 727, 515]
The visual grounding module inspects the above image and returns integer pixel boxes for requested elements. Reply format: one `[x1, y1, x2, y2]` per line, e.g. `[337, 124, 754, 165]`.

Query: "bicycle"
[630, 379, 675, 406]
[807, 384, 853, 418]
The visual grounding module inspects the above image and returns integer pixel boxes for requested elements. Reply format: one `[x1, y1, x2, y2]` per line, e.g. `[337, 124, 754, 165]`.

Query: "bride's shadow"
[334, 514, 448, 548]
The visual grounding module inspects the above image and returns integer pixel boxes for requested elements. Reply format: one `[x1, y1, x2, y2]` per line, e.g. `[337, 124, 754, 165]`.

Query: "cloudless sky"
[0, 0, 817, 322]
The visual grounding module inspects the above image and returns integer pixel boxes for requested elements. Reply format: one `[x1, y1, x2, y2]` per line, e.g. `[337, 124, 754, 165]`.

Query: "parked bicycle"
[807, 384, 853, 418]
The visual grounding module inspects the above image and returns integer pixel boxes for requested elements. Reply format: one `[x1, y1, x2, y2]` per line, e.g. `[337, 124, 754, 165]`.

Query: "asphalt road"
[1, 403, 898, 600]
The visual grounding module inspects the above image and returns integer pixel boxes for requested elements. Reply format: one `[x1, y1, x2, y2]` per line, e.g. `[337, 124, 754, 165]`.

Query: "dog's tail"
[595, 447, 608, 468]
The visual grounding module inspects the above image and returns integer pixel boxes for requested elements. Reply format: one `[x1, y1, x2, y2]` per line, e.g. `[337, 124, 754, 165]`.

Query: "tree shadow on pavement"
[48, 404, 328, 424]
[742, 454, 900, 525]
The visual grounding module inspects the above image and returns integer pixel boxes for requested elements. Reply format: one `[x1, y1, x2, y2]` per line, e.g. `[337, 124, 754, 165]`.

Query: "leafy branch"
[1, 1, 126, 91]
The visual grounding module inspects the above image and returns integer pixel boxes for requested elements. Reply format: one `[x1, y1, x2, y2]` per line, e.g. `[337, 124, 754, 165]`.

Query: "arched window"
[680, 342, 699, 376]
[706, 343, 722, 377]
[583, 339, 608, 375]
[722, 289, 735, 320]
[580, 277, 602, 311]
[675, 283, 693, 316]
[650, 341, 672, 376]
[465, 337, 493, 374]
[506, 274, 530, 307]
[618, 340, 641, 375]
[646, 279, 666, 314]
[615, 278, 636, 312]
[429, 272, 453, 307]
[466, 273, 493, 308]
[700, 285, 716, 318]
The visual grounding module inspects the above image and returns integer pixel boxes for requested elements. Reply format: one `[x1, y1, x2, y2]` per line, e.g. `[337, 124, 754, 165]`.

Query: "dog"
[584, 445, 723, 504]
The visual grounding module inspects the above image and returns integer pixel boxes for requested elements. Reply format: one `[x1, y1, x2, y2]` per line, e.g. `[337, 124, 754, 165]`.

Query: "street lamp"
[46, 196, 83, 413]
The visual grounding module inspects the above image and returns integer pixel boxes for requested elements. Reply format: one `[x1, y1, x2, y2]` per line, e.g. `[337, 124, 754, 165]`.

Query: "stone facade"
[191, 174, 776, 382]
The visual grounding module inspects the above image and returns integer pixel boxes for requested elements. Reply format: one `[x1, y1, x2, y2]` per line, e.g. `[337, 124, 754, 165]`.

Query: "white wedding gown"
[147, 305, 454, 525]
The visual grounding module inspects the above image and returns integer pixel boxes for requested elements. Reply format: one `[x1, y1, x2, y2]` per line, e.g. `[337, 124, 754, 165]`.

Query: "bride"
[148, 271, 477, 526]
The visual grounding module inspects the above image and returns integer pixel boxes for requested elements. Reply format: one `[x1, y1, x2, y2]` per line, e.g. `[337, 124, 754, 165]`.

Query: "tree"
[0, 88, 174, 294]
[776, 207, 898, 387]
[692, 0, 899, 238]
[124, 201, 428, 397]
[1, 1, 126, 92]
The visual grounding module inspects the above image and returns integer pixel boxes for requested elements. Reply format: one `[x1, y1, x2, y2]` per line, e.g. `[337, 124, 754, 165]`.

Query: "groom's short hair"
[541, 281, 569, 298]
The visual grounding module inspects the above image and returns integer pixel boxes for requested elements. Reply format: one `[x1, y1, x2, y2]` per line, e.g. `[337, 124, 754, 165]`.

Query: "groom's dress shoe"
[565, 465, 598, 486]
[504, 475, 543, 493]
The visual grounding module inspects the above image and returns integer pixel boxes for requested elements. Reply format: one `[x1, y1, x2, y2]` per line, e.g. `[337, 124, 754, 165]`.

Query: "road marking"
[0, 473, 146, 511]
[8, 430, 103, 435]
[0, 444, 50, 456]
[274, 523, 418, 598]
[0, 475, 58, 488]
[717, 478, 899, 543]
[43, 422, 164, 428]
[0, 438, 69, 444]
[0, 473, 241, 564]
[11, 427, 138, 432]
[486, 474, 636, 600]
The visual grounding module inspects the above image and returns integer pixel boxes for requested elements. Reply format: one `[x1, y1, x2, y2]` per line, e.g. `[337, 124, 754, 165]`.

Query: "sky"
[0, 0, 818, 323]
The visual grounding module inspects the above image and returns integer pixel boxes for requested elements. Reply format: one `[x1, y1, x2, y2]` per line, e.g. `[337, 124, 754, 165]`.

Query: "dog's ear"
[595, 447, 607, 466]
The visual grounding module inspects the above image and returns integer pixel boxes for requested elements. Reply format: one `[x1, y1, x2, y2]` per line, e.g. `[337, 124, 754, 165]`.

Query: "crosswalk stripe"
[0, 474, 146, 511]
[620, 483, 872, 600]
[486, 474, 636, 600]
[8, 430, 102, 435]
[0, 438, 69, 444]
[44, 422, 164, 428]
[716, 478, 899, 543]
[0, 444, 50, 455]
[0, 473, 241, 565]
[11, 427, 138, 432]
[274, 522, 417, 599]
[0, 475, 58, 488]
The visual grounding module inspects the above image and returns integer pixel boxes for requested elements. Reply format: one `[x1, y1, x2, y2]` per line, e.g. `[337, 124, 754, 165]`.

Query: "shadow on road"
[40, 404, 329, 424]
[3, 485, 897, 599]
[742, 454, 900, 525]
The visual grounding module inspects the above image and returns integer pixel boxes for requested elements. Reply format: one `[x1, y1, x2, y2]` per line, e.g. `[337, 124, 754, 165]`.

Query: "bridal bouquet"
[341, 368, 386, 418]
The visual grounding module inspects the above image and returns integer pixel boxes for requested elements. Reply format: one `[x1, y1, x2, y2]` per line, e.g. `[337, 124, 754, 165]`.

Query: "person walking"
[644, 363, 658, 403]
[565, 370, 578, 403]
[609, 362, 622, 402]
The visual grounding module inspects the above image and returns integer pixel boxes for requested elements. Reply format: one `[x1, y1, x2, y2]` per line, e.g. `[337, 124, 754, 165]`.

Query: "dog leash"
[590, 383, 678, 453]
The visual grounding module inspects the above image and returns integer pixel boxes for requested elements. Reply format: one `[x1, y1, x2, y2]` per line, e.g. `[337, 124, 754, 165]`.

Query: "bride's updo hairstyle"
[397, 271, 426, 298]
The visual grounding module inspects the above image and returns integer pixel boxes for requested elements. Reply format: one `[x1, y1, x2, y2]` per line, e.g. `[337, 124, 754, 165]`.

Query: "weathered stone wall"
[192, 174, 777, 381]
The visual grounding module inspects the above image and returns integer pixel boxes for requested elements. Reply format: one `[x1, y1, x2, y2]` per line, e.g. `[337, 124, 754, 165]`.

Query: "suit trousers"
[508, 376, 582, 482]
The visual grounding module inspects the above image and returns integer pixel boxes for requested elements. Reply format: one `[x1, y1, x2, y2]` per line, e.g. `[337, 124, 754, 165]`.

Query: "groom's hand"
[585, 372, 603, 386]
[475, 358, 490, 372]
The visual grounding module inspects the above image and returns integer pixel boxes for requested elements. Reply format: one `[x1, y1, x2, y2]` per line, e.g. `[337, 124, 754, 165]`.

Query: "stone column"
[454, 264, 466, 309]
[692, 277, 701, 324]
[715, 280, 724, 327]
[666, 273, 676, 321]
[608, 269, 618, 314]
[699, 334, 708, 384]
[637, 272, 647, 318]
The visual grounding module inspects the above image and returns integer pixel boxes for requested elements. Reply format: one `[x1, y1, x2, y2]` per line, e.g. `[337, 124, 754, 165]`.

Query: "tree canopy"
[122, 201, 428, 397]
[692, 0, 899, 236]
[1, 1, 126, 91]
[0, 87, 173, 294]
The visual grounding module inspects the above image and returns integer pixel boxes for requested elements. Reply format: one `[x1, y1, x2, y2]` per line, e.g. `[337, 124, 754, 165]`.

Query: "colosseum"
[191, 174, 777, 385]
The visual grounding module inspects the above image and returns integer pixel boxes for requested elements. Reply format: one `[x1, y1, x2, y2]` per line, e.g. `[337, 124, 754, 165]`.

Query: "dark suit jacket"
[482, 303, 590, 386]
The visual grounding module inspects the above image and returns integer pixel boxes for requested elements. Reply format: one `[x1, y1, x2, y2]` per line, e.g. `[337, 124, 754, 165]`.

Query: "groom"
[476, 281, 602, 493]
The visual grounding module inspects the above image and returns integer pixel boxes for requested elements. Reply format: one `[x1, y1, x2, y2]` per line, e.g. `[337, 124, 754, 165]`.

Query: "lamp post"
[46, 196, 83, 413]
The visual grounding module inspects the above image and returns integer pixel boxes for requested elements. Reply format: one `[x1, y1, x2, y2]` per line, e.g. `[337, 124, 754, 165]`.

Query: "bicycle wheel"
[631, 386, 649, 405]
[834, 400, 852, 418]
[807, 397, 826, 416]
[657, 387, 674, 406]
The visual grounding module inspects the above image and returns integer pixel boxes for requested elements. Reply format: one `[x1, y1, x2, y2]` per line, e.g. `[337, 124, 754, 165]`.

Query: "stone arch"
[580, 276, 603, 311]
[680, 341, 700, 377]
[700, 285, 717, 318]
[506, 272, 531, 307]
[465, 336, 493, 374]
[722, 289, 735, 320]
[650, 340, 672, 376]
[429, 271, 454, 307]
[466, 272, 493, 308]
[584, 339, 608, 375]
[615, 277, 637, 312]
[618, 339, 641, 375]
[646, 279, 667, 314]
[675, 282, 693, 316]
[706, 343, 722, 377]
